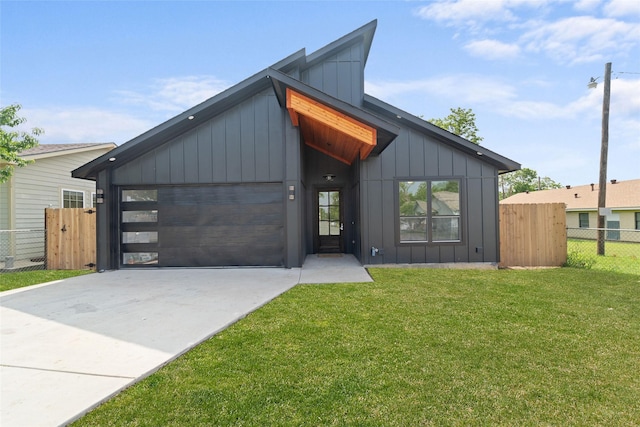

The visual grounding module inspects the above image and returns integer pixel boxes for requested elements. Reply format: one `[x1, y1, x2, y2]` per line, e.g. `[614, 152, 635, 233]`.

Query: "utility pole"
[597, 62, 611, 256]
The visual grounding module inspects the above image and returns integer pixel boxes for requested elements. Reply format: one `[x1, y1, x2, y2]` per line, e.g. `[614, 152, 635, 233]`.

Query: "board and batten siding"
[361, 128, 500, 264]
[113, 91, 285, 186]
[302, 43, 364, 106]
[6, 150, 110, 230]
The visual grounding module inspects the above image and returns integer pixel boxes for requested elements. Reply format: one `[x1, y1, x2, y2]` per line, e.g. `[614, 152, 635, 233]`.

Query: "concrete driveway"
[0, 268, 301, 427]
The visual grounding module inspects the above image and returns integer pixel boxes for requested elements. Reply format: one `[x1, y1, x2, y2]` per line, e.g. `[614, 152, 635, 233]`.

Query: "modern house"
[73, 20, 520, 270]
[501, 178, 640, 242]
[0, 143, 116, 265]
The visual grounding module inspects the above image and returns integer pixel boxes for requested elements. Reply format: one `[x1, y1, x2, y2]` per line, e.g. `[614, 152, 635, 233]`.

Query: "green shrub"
[564, 251, 596, 269]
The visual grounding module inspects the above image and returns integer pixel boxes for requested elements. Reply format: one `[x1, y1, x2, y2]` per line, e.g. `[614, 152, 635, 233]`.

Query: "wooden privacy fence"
[499, 203, 567, 267]
[45, 208, 96, 270]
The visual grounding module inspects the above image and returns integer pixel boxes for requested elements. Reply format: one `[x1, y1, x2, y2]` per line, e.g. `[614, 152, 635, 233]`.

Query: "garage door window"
[122, 210, 158, 223]
[121, 188, 159, 267]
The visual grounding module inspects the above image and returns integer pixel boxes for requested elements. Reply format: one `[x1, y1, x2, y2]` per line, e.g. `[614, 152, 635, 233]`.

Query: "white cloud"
[415, 0, 517, 24]
[366, 74, 518, 107]
[20, 107, 152, 145]
[464, 39, 521, 59]
[415, 0, 640, 65]
[573, 0, 602, 12]
[414, 0, 556, 28]
[522, 16, 640, 64]
[116, 75, 231, 113]
[604, 0, 640, 17]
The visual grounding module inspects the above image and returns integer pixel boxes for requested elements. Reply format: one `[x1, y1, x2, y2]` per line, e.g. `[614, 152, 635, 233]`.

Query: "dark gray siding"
[361, 128, 500, 264]
[302, 44, 364, 105]
[302, 146, 356, 255]
[112, 91, 285, 185]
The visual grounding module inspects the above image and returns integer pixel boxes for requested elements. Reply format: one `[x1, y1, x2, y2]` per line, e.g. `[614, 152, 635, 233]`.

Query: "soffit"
[286, 89, 376, 165]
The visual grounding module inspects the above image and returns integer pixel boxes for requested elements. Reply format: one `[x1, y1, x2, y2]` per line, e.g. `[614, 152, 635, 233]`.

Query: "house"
[72, 21, 520, 270]
[0, 143, 116, 265]
[500, 178, 640, 242]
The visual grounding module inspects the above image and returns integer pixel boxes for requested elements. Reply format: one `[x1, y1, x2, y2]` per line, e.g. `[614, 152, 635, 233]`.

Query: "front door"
[317, 189, 343, 253]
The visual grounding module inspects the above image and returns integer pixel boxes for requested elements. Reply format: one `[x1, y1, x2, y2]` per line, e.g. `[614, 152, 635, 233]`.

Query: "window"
[62, 189, 84, 208]
[318, 191, 341, 236]
[635, 212, 640, 230]
[579, 212, 589, 228]
[398, 179, 461, 243]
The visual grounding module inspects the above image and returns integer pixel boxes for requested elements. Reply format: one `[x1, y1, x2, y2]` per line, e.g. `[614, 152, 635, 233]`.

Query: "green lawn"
[0, 270, 93, 292]
[567, 239, 640, 275]
[75, 268, 640, 426]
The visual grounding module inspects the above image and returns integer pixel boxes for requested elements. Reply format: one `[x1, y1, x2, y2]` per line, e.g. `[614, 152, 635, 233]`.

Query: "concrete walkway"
[0, 257, 370, 426]
[299, 254, 373, 283]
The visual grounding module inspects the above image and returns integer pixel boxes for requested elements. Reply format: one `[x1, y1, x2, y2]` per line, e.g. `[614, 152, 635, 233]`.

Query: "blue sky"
[2, 0, 639, 186]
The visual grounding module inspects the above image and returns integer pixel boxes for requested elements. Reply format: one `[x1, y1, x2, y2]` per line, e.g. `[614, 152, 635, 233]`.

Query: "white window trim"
[61, 188, 85, 208]
[91, 192, 96, 208]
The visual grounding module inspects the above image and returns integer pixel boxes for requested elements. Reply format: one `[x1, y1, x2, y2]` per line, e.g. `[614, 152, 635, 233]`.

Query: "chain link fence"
[566, 227, 640, 274]
[0, 229, 46, 273]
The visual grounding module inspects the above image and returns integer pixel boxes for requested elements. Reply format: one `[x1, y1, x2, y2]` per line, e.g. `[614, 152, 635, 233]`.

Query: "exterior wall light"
[323, 174, 336, 182]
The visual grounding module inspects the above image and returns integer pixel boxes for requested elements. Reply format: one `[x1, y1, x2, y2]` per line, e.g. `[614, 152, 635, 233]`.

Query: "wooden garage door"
[157, 184, 284, 267]
[119, 184, 284, 267]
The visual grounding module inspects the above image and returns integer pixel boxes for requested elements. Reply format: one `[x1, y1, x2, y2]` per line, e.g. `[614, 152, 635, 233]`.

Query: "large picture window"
[398, 179, 461, 243]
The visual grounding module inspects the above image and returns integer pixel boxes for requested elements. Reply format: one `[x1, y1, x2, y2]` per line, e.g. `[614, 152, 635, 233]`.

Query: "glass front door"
[317, 189, 343, 253]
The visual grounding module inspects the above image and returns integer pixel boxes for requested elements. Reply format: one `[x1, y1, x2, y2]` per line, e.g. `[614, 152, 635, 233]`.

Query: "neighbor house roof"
[500, 179, 640, 211]
[19, 143, 116, 160]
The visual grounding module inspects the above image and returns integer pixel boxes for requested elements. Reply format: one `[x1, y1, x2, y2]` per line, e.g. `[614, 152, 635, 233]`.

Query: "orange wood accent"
[286, 88, 377, 164]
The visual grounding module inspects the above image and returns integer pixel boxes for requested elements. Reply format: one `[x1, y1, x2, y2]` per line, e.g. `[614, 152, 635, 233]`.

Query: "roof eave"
[72, 70, 278, 180]
[72, 49, 309, 181]
[23, 143, 116, 161]
[268, 68, 400, 154]
[363, 94, 521, 173]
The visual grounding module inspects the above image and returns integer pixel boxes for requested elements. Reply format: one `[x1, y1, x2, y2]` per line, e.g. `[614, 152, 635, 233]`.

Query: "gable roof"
[73, 20, 519, 180]
[500, 179, 640, 210]
[18, 143, 116, 160]
[73, 22, 380, 181]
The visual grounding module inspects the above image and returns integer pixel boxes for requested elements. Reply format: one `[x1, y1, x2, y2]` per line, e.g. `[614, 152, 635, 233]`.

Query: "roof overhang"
[286, 89, 377, 164]
[363, 94, 521, 174]
[269, 69, 399, 165]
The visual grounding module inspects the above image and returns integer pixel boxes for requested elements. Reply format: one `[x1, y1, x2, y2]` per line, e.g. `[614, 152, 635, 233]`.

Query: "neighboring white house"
[0, 143, 116, 266]
[500, 178, 640, 243]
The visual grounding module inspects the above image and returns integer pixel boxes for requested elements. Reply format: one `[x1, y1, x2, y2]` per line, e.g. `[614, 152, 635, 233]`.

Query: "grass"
[75, 268, 640, 426]
[567, 239, 640, 275]
[0, 269, 93, 292]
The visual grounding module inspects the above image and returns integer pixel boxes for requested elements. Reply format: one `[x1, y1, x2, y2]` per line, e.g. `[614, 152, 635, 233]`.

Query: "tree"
[499, 168, 562, 200]
[1, 104, 43, 183]
[428, 107, 483, 145]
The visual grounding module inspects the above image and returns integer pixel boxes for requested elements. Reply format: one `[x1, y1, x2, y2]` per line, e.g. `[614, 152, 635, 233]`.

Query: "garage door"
[120, 184, 284, 267]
